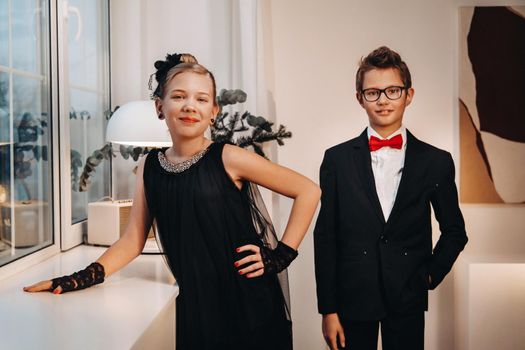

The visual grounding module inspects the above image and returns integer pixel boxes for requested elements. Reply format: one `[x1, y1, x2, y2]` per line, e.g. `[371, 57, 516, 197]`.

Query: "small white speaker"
[87, 199, 157, 253]
[87, 199, 133, 246]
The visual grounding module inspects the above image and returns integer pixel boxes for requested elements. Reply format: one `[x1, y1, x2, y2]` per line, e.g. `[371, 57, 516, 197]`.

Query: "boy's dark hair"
[356, 46, 412, 92]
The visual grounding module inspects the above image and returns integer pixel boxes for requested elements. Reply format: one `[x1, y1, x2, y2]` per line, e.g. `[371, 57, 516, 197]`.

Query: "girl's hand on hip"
[234, 244, 264, 278]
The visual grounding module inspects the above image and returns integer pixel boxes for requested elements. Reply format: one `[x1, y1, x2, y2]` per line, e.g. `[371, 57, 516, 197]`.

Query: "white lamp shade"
[106, 100, 172, 147]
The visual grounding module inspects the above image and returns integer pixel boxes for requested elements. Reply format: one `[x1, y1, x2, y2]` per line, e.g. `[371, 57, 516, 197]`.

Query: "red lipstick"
[179, 117, 199, 123]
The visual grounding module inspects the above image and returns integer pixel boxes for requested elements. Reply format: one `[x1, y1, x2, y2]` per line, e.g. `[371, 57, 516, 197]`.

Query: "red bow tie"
[369, 134, 403, 151]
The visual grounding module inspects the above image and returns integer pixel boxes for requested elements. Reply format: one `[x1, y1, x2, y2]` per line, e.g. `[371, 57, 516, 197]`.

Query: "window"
[0, 0, 110, 267]
[64, 0, 110, 225]
[0, 0, 53, 266]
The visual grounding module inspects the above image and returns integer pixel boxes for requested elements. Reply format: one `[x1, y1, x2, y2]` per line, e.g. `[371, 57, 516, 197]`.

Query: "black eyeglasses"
[361, 86, 406, 102]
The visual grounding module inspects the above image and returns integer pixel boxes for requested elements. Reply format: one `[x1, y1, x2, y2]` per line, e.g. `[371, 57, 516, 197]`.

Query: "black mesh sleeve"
[50, 262, 105, 293]
[260, 241, 298, 275]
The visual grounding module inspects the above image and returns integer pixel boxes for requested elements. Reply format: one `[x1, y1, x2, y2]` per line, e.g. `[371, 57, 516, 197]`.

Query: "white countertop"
[0, 245, 178, 350]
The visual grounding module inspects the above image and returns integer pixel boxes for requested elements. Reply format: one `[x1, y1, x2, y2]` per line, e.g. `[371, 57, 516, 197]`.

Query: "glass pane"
[0, 72, 8, 142]
[67, 0, 110, 224]
[0, 71, 11, 255]
[0, 77, 52, 264]
[12, 0, 49, 74]
[70, 89, 109, 223]
[0, 1, 52, 267]
[0, 0, 8, 66]
[0, 146, 11, 256]
[68, 0, 105, 90]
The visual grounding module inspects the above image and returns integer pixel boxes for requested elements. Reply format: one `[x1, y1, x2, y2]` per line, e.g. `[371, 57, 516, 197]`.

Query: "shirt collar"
[367, 125, 407, 149]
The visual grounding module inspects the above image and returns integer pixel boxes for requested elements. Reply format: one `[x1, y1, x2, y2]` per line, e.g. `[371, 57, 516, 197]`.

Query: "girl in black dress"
[24, 53, 321, 350]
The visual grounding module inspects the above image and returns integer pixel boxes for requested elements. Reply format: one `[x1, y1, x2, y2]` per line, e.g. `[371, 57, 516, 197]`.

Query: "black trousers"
[339, 311, 425, 350]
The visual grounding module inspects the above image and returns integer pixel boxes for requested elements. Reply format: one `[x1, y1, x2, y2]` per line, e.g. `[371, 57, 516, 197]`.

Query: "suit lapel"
[387, 130, 424, 225]
[350, 130, 386, 224]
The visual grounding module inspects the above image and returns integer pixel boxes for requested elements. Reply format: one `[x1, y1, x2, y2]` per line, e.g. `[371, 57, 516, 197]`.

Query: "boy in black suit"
[314, 46, 468, 350]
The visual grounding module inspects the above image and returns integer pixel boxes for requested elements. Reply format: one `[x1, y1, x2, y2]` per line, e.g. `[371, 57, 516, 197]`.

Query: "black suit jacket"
[314, 129, 468, 320]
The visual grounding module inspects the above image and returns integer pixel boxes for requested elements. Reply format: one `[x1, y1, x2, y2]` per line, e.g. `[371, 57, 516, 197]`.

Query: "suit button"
[379, 235, 385, 240]
[363, 250, 367, 255]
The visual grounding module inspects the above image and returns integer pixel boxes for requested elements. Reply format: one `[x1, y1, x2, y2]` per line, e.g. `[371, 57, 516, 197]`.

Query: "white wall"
[265, 0, 525, 349]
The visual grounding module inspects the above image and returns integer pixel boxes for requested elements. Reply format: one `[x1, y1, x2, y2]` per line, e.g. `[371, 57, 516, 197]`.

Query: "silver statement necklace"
[158, 145, 210, 173]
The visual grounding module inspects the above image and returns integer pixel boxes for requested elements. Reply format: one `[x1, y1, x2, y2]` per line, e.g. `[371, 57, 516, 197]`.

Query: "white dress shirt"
[367, 125, 407, 221]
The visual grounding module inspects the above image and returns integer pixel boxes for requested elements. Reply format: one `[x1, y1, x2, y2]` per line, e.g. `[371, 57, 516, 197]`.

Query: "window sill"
[0, 245, 178, 349]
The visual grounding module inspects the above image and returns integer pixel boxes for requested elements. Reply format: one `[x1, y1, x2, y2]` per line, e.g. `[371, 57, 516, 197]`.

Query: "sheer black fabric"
[143, 142, 293, 350]
[245, 181, 294, 322]
[50, 262, 105, 293]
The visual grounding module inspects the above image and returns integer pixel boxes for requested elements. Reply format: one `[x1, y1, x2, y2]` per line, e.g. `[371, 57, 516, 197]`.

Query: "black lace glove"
[50, 262, 105, 293]
[260, 241, 298, 274]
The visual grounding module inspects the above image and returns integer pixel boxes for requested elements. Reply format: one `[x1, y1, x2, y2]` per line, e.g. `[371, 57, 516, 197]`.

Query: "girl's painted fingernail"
[234, 262, 239, 267]
[238, 270, 244, 275]
[235, 248, 240, 253]
[53, 289, 60, 295]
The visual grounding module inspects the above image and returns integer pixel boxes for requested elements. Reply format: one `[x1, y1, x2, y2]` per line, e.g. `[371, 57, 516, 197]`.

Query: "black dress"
[143, 142, 293, 350]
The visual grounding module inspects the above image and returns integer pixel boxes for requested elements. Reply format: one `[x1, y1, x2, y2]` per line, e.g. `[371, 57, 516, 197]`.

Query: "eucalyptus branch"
[78, 143, 114, 192]
[77, 143, 151, 192]
[211, 92, 292, 158]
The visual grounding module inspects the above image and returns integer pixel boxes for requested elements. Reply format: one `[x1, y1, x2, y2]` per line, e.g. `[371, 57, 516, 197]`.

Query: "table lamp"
[106, 100, 172, 147]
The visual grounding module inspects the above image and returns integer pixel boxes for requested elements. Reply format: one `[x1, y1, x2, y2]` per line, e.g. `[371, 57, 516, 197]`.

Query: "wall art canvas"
[459, 6, 525, 204]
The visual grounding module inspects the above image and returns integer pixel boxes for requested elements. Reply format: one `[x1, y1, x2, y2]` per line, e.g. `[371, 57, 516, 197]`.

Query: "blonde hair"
[152, 53, 217, 106]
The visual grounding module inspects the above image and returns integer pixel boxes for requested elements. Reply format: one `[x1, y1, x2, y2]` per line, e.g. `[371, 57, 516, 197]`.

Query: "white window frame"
[0, 0, 61, 280]
[0, 0, 111, 279]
